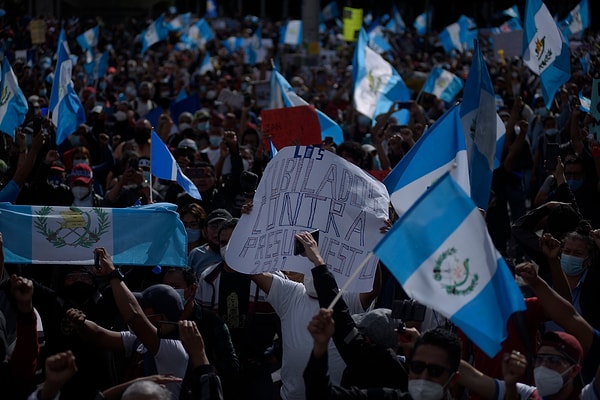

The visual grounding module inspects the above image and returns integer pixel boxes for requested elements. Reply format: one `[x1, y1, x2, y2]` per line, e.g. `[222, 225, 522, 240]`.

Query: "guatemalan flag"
[141, 15, 169, 54]
[422, 66, 464, 103]
[460, 40, 506, 211]
[374, 172, 526, 357]
[151, 131, 201, 200]
[49, 31, 86, 145]
[353, 28, 410, 121]
[270, 69, 344, 144]
[181, 18, 214, 50]
[280, 20, 303, 45]
[0, 202, 187, 266]
[558, 0, 589, 39]
[76, 26, 99, 51]
[523, 0, 571, 110]
[384, 104, 469, 215]
[0, 58, 29, 138]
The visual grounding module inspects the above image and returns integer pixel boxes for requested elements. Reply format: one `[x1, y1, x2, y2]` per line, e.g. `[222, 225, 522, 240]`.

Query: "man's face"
[206, 220, 224, 246]
[534, 345, 578, 383]
[408, 344, 454, 387]
[219, 228, 233, 249]
[163, 270, 195, 303]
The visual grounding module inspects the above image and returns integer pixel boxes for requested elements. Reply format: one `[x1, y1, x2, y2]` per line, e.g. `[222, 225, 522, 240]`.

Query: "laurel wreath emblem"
[433, 247, 478, 296]
[34, 206, 110, 248]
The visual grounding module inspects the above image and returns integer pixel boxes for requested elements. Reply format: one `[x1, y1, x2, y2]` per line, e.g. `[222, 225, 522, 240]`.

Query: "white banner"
[225, 146, 390, 292]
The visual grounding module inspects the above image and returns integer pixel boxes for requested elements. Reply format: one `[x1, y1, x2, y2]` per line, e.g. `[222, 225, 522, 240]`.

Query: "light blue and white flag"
[385, 4, 406, 33]
[439, 22, 462, 53]
[222, 36, 245, 53]
[558, 0, 589, 39]
[245, 26, 262, 65]
[353, 28, 410, 120]
[270, 69, 344, 144]
[0, 202, 187, 266]
[422, 66, 464, 103]
[181, 18, 214, 50]
[141, 15, 168, 54]
[460, 40, 506, 211]
[523, 0, 571, 110]
[499, 17, 523, 32]
[151, 131, 201, 200]
[206, 0, 218, 18]
[579, 91, 590, 113]
[166, 12, 191, 32]
[374, 172, 526, 357]
[458, 15, 478, 51]
[50, 34, 86, 145]
[414, 10, 430, 36]
[384, 104, 469, 215]
[502, 5, 521, 20]
[83, 50, 108, 83]
[0, 57, 28, 138]
[197, 52, 214, 75]
[280, 20, 303, 45]
[76, 26, 99, 51]
[321, 1, 339, 22]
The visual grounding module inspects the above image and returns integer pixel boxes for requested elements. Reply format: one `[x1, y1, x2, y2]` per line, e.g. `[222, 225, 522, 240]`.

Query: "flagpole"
[148, 134, 154, 204]
[326, 252, 374, 309]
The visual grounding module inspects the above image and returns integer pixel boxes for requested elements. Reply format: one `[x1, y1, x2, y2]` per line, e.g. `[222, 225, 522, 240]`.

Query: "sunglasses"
[409, 361, 453, 378]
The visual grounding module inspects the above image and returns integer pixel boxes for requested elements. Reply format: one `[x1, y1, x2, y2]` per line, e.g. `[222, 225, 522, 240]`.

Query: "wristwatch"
[107, 268, 125, 282]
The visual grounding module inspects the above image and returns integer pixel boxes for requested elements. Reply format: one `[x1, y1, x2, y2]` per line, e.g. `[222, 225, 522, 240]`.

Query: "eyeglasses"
[534, 354, 573, 368]
[409, 361, 453, 378]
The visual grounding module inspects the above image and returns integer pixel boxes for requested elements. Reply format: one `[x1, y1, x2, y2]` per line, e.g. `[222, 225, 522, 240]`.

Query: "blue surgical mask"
[567, 178, 583, 191]
[209, 135, 222, 147]
[560, 254, 586, 276]
[73, 158, 89, 166]
[197, 121, 210, 132]
[535, 107, 549, 118]
[39, 89, 47, 97]
[186, 228, 201, 243]
[545, 128, 558, 136]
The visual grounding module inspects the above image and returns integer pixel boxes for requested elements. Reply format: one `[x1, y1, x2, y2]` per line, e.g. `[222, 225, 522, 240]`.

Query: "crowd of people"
[0, 3, 599, 400]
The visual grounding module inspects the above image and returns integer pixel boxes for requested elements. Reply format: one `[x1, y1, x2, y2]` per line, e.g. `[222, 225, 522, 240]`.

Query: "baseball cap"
[178, 138, 198, 152]
[134, 284, 183, 323]
[352, 308, 398, 349]
[207, 208, 232, 225]
[70, 163, 93, 185]
[539, 331, 583, 365]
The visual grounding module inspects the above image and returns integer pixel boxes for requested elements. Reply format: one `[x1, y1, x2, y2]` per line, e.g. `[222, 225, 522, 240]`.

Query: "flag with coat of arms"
[374, 172, 526, 357]
[523, 0, 570, 109]
[0, 57, 29, 137]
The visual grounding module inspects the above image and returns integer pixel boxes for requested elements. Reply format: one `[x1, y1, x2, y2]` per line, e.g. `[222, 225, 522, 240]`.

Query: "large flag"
[384, 104, 469, 215]
[151, 131, 201, 200]
[0, 202, 187, 266]
[141, 15, 168, 54]
[374, 172, 526, 357]
[558, 0, 589, 39]
[76, 26, 99, 51]
[0, 57, 29, 138]
[270, 69, 344, 144]
[280, 20, 303, 45]
[439, 16, 477, 53]
[385, 4, 406, 33]
[422, 66, 464, 103]
[206, 0, 218, 18]
[50, 32, 86, 145]
[460, 41, 506, 211]
[353, 28, 410, 120]
[523, 0, 570, 110]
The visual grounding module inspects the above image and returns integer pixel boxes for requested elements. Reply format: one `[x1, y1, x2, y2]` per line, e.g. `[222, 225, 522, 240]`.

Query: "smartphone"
[294, 229, 319, 255]
[545, 143, 561, 171]
[94, 252, 100, 270]
[391, 299, 427, 322]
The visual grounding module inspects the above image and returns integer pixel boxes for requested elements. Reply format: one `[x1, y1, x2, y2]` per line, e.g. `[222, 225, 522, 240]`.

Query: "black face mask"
[134, 128, 151, 145]
[62, 282, 96, 305]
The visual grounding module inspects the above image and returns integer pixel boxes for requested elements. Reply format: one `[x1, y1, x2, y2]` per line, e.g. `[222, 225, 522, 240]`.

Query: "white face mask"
[534, 366, 571, 397]
[73, 158, 89, 165]
[71, 186, 90, 199]
[408, 379, 445, 400]
[179, 122, 192, 131]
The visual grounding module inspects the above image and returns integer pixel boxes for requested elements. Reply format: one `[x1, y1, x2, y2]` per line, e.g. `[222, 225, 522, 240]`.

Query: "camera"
[294, 229, 319, 255]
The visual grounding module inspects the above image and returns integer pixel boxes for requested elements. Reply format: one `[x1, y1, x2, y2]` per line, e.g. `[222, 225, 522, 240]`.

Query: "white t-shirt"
[494, 379, 537, 400]
[121, 331, 188, 398]
[267, 273, 365, 400]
